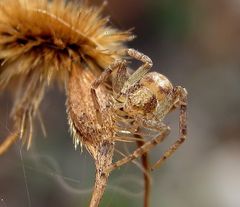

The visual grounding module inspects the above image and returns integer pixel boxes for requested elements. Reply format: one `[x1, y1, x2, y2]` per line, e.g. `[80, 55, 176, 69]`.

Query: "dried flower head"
[0, 0, 132, 153]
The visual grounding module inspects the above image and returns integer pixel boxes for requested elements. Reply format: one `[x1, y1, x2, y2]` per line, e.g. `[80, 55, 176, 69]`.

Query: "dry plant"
[0, 1, 188, 207]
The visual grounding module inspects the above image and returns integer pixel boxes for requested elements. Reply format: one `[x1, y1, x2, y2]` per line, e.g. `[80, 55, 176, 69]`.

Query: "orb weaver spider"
[86, 48, 187, 207]
[91, 48, 187, 172]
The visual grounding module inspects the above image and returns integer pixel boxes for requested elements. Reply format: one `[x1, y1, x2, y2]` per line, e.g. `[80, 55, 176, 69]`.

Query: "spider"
[91, 48, 187, 172]
[80, 49, 187, 207]
[66, 48, 187, 207]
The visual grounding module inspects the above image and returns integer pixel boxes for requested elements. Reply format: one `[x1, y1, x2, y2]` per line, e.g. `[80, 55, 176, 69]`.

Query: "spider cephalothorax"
[117, 72, 177, 122]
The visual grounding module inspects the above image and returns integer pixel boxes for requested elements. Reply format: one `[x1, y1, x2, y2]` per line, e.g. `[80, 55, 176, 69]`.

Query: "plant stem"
[89, 141, 114, 207]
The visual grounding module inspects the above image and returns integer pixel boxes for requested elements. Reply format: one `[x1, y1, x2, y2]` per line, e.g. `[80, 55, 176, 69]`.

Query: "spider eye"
[140, 72, 173, 100]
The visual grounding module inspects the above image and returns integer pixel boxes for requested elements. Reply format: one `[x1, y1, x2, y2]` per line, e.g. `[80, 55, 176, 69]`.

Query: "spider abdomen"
[140, 72, 174, 101]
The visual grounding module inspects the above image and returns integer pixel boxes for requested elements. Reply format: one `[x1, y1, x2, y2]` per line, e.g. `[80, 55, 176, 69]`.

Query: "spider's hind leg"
[151, 86, 187, 170]
[106, 125, 170, 173]
[120, 48, 153, 90]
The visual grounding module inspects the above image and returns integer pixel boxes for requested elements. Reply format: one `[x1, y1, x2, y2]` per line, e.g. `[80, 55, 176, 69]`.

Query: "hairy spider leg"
[114, 116, 152, 207]
[119, 49, 153, 89]
[106, 125, 170, 173]
[151, 86, 187, 170]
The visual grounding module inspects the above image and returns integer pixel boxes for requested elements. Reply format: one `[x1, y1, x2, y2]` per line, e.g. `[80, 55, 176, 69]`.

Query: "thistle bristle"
[0, 0, 131, 150]
[0, 0, 131, 88]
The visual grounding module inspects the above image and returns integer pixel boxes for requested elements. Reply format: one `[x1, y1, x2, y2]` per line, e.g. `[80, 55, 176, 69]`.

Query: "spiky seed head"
[0, 0, 132, 150]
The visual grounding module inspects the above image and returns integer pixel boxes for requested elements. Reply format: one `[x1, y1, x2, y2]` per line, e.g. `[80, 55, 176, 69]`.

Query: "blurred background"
[1, 0, 240, 207]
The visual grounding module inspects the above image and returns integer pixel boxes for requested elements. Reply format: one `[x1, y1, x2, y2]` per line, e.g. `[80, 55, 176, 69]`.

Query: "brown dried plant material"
[0, 0, 150, 206]
[0, 0, 131, 153]
[67, 64, 114, 207]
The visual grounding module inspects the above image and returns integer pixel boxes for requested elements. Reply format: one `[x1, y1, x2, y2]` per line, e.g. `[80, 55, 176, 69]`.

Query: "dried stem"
[136, 140, 151, 207]
[89, 165, 109, 207]
[89, 141, 114, 207]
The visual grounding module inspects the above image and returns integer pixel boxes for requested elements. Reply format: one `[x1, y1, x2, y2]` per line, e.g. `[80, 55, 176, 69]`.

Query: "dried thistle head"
[0, 1, 136, 206]
[0, 0, 132, 153]
[66, 64, 117, 207]
[67, 64, 115, 158]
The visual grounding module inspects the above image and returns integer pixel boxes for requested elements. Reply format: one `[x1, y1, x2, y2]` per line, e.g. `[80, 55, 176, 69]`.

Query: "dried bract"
[0, 0, 131, 153]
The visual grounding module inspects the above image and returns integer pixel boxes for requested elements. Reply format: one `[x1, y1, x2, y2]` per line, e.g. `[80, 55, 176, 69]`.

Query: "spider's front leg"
[90, 59, 127, 124]
[151, 86, 187, 170]
[120, 48, 153, 90]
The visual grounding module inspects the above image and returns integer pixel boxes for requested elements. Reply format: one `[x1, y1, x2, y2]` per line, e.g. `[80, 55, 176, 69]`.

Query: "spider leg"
[106, 125, 170, 173]
[151, 86, 187, 170]
[115, 118, 152, 205]
[90, 59, 127, 124]
[120, 48, 153, 90]
[115, 121, 156, 207]
[116, 126, 152, 207]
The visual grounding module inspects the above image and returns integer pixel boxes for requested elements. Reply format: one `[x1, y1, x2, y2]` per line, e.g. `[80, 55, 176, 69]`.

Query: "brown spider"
[91, 48, 187, 172]
[87, 48, 187, 206]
